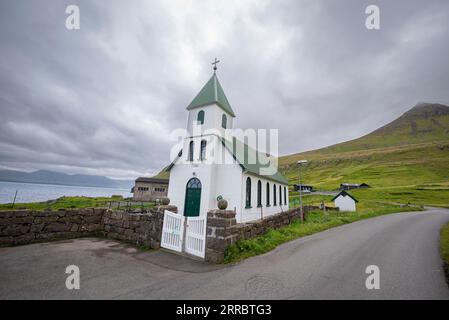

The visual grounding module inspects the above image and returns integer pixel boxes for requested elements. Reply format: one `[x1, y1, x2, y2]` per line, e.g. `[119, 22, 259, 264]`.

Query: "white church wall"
[167, 133, 219, 217]
[168, 139, 290, 222]
[239, 172, 289, 223]
[167, 161, 214, 217]
[214, 161, 243, 214]
[186, 104, 233, 135]
[334, 195, 356, 212]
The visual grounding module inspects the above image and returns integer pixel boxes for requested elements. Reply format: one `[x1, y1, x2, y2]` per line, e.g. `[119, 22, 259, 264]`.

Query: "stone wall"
[2, 203, 335, 264]
[0, 205, 177, 248]
[102, 205, 177, 248]
[0, 208, 105, 246]
[205, 205, 336, 263]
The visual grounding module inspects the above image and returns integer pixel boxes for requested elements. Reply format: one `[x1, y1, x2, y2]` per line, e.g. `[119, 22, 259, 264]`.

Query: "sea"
[0, 181, 132, 204]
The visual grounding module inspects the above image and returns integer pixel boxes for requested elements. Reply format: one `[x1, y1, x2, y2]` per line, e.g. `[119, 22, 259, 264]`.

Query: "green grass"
[289, 185, 449, 209]
[282, 143, 449, 191]
[440, 221, 449, 284]
[279, 105, 449, 209]
[224, 202, 420, 263]
[0, 196, 155, 211]
[440, 222, 449, 267]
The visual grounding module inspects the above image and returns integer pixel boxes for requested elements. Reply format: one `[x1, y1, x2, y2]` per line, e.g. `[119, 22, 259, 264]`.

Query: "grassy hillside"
[280, 103, 449, 207]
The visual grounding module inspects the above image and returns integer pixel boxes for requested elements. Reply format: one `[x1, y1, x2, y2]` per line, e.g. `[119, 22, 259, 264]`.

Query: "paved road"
[1, 208, 449, 299]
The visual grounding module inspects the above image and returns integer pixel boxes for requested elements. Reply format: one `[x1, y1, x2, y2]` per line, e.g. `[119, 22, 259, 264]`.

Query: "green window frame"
[188, 140, 194, 161]
[197, 110, 205, 125]
[273, 184, 277, 206]
[284, 186, 287, 205]
[245, 177, 252, 208]
[200, 140, 207, 160]
[257, 180, 262, 207]
[222, 114, 227, 129]
[279, 185, 282, 205]
[266, 182, 270, 206]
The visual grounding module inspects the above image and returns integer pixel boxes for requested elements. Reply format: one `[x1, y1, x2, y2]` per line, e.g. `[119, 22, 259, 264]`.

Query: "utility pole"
[12, 189, 18, 209]
[297, 160, 307, 222]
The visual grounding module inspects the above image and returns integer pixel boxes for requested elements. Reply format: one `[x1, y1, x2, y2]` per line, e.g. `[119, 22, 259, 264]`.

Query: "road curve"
[195, 207, 449, 299]
[1, 208, 449, 299]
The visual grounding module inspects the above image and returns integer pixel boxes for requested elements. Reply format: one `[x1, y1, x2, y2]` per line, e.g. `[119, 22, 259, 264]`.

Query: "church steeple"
[187, 72, 236, 117]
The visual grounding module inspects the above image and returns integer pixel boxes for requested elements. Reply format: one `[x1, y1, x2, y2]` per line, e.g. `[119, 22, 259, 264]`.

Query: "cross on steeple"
[212, 58, 220, 73]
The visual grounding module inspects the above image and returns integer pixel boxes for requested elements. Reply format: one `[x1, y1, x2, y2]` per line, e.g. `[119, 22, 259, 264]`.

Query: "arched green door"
[184, 178, 202, 217]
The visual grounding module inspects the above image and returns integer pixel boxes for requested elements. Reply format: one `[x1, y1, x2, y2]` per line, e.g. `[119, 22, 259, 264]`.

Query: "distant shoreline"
[0, 181, 132, 204]
[0, 180, 130, 190]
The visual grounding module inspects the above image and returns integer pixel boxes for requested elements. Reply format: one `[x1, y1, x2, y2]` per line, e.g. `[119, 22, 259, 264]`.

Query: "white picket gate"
[185, 216, 207, 258]
[161, 210, 184, 252]
[160, 210, 207, 259]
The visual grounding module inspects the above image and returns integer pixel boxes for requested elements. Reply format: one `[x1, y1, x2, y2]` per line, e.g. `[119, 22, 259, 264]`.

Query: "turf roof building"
[166, 68, 289, 223]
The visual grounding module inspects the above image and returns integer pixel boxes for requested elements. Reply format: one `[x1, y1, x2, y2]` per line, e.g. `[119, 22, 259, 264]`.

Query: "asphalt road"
[1, 208, 449, 299]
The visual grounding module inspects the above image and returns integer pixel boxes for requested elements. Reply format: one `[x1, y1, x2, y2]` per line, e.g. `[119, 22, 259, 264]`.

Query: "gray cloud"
[0, 0, 448, 179]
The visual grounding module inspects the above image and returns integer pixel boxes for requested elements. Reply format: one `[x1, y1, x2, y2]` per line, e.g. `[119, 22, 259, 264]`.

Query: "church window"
[284, 186, 287, 205]
[245, 177, 252, 208]
[257, 180, 262, 207]
[188, 141, 194, 161]
[200, 140, 207, 160]
[197, 110, 205, 125]
[279, 185, 282, 205]
[222, 114, 227, 129]
[266, 182, 270, 206]
[273, 184, 277, 206]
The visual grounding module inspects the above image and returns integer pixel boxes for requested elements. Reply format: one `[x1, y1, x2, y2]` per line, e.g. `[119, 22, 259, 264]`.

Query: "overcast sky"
[0, 0, 448, 179]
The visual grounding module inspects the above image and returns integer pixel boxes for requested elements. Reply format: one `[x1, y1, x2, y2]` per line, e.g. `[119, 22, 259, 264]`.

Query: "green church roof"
[221, 137, 288, 185]
[187, 73, 236, 117]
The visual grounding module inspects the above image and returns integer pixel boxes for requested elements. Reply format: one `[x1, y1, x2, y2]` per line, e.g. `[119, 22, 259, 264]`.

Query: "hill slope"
[280, 103, 449, 207]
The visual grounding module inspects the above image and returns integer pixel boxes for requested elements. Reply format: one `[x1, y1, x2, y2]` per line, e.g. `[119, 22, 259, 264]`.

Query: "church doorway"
[184, 178, 201, 217]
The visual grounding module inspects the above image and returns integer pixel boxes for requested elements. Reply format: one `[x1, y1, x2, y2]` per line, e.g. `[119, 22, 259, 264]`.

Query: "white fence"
[161, 210, 207, 259]
[161, 210, 184, 252]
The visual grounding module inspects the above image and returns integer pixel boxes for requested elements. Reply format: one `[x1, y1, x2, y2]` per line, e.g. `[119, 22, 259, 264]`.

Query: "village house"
[294, 184, 314, 192]
[131, 176, 169, 202]
[332, 190, 358, 212]
[166, 67, 289, 223]
[340, 183, 370, 190]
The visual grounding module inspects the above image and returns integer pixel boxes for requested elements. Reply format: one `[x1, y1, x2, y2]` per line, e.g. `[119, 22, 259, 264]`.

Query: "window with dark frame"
[257, 180, 262, 207]
[222, 114, 227, 129]
[266, 182, 270, 206]
[245, 177, 252, 208]
[279, 185, 282, 205]
[197, 110, 205, 125]
[284, 186, 287, 205]
[188, 140, 194, 161]
[200, 140, 207, 160]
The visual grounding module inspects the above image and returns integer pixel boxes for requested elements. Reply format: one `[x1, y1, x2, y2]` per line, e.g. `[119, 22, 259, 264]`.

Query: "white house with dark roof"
[332, 190, 358, 212]
[166, 69, 289, 223]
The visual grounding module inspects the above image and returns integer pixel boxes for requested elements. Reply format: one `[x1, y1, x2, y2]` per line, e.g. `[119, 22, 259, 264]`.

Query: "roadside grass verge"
[0, 196, 155, 211]
[440, 222, 449, 284]
[224, 202, 420, 264]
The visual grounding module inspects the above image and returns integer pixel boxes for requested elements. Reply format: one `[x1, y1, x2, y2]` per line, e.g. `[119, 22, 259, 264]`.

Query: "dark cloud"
[0, 0, 448, 179]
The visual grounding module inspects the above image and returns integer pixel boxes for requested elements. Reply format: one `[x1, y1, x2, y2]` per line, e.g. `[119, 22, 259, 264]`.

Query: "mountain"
[279, 103, 449, 193]
[296, 102, 449, 156]
[0, 169, 133, 189]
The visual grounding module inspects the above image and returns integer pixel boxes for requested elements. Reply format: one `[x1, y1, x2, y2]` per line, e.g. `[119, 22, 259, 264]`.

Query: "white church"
[166, 66, 289, 223]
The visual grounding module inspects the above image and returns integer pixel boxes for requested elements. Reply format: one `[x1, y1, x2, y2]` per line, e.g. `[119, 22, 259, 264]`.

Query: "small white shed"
[332, 191, 358, 212]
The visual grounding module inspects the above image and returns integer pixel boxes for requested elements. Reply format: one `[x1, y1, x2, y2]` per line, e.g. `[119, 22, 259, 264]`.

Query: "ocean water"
[0, 181, 132, 204]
